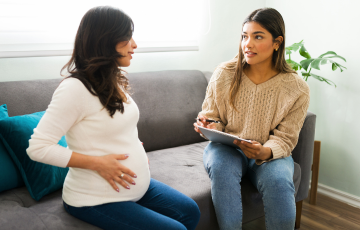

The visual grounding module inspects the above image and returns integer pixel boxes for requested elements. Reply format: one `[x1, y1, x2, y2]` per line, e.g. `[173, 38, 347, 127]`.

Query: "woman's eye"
[242, 35, 247, 39]
[255, 35, 263, 39]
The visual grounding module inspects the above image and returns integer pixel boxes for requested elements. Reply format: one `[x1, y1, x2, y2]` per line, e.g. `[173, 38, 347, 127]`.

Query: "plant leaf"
[299, 45, 311, 59]
[321, 59, 327, 65]
[326, 60, 347, 69]
[286, 59, 302, 71]
[318, 51, 337, 58]
[300, 58, 314, 71]
[332, 63, 338, 71]
[310, 73, 336, 87]
[324, 55, 346, 62]
[310, 58, 322, 70]
[285, 40, 303, 54]
[301, 72, 310, 77]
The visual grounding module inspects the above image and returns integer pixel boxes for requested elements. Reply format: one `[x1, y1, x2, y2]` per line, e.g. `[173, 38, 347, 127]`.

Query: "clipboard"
[198, 126, 252, 149]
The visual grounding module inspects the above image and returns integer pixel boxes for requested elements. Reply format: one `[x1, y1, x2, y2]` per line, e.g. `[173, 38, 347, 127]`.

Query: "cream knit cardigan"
[199, 67, 310, 165]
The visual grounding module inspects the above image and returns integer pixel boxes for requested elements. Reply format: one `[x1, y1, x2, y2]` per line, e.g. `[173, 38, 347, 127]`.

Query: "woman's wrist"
[261, 147, 273, 161]
[67, 152, 100, 171]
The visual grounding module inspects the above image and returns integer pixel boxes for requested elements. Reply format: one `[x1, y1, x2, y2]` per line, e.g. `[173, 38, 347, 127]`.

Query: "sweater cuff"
[255, 141, 284, 165]
[263, 140, 284, 160]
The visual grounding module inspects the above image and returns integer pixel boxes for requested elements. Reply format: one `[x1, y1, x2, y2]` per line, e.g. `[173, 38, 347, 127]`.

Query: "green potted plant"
[285, 40, 347, 87]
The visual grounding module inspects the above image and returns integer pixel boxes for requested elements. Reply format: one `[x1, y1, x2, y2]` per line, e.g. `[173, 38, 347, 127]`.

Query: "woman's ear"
[274, 36, 284, 49]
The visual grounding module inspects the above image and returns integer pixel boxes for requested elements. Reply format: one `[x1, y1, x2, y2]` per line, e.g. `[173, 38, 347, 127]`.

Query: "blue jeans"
[203, 142, 295, 230]
[63, 179, 200, 230]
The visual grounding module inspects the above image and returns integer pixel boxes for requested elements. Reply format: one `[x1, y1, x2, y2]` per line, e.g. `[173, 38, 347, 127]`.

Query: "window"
[0, 0, 208, 57]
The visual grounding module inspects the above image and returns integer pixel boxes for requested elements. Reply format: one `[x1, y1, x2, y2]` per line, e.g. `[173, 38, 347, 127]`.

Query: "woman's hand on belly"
[93, 154, 137, 192]
[233, 140, 273, 161]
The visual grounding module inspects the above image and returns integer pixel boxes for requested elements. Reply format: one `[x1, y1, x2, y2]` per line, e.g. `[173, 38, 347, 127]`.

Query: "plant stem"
[307, 67, 312, 81]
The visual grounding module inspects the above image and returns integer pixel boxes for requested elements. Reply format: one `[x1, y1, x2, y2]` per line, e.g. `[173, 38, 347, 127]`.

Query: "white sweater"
[27, 78, 150, 207]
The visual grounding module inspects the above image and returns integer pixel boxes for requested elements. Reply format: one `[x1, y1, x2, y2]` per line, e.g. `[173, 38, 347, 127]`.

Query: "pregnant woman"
[27, 6, 200, 230]
[194, 7, 310, 230]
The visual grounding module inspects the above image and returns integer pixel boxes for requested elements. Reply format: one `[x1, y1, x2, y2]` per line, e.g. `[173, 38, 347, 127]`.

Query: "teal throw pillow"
[0, 104, 8, 118]
[0, 111, 69, 200]
[0, 104, 25, 192]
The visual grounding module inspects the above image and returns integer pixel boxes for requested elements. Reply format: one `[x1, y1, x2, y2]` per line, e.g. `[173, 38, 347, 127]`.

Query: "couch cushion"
[0, 104, 8, 118]
[0, 187, 100, 230]
[0, 104, 25, 193]
[0, 111, 68, 201]
[147, 141, 301, 226]
[0, 141, 301, 230]
[128, 70, 208, 152]
[0, 79, 62, 117]
[0, 137, 24, 193]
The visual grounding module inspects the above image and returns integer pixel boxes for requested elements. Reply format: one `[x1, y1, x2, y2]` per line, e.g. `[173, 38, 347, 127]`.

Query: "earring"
[275, 48, 278, 51]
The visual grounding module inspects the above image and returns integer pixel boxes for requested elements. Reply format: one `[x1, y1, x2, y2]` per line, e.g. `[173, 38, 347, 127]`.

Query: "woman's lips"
[245, 52, 257, 57]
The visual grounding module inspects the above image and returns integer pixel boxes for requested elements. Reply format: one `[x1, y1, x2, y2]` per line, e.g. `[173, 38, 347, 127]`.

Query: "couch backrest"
[128, 70, 208, 151]
[0, 70, 210, 152]
[0, 79, 62, 117]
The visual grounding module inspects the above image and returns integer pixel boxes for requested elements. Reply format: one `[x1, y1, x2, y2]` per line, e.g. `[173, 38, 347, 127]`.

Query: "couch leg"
[310, 140, 321, 205]
[295, 200, 303, 229]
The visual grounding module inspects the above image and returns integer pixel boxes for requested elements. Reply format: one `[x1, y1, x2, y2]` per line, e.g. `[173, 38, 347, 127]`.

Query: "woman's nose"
[244, 38, 253, 48]
[131, 38, 138, 49]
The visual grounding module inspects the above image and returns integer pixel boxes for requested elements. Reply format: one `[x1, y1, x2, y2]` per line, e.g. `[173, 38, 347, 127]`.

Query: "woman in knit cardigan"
[194, 8, 310, 230]
[27, 6, 200, 230]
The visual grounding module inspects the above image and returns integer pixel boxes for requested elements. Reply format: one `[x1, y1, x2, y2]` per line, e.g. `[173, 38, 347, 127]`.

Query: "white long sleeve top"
[27, 78, 150, 207]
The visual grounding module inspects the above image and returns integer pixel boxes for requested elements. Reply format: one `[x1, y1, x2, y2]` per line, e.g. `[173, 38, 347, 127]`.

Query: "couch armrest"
[292, 111, 316, 202]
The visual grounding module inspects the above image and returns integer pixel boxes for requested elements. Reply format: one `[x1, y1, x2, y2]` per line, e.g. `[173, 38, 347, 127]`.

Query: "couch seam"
[12, 191, 25, 207]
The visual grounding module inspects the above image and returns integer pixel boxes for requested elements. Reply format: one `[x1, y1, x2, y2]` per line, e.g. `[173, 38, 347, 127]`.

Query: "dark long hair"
[225, 8, 295, 109]
[61, 6, 134, 117]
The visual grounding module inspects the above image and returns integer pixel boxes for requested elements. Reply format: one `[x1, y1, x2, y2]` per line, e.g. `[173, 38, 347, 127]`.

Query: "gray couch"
[0, 70, 316, 230]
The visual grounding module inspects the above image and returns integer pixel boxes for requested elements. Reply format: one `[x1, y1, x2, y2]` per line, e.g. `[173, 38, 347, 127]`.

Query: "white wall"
[266, 0, 360, 197]
[0, 0, 266, 82]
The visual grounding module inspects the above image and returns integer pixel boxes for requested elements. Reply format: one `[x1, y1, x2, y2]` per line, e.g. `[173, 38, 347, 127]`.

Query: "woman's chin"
[119, 62, 131, 67]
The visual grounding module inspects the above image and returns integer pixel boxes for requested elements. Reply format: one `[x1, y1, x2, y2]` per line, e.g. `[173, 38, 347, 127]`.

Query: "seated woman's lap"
[203, 142, 296, 229]
[63, 178, 200, 230]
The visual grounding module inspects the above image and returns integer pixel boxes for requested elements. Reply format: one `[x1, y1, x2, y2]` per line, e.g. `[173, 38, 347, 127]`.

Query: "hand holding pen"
[195, 118, 220, 123]
[193, 114, 218, 134]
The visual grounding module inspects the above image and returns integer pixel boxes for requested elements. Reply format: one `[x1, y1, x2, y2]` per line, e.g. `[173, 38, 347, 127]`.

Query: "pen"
[196, 118, 220, 123]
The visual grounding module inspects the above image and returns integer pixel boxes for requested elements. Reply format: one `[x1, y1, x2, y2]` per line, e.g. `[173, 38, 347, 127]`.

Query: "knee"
[260, 173, 295, 195]
[203, 143, 244, 178]
[182, 199, 200, 230]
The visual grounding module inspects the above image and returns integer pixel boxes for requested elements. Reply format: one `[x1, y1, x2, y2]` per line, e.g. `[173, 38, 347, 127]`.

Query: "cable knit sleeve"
[259, 79, 310, 165]
[27, 78, 90, 168]
[199, 67, 228, 132]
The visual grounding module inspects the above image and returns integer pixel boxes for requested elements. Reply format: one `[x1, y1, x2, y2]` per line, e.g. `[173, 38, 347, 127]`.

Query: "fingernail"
[132, 182, 136, 185]
[116, 189, 119, 192]
[133, 174, 137, 178]
[125, 154, 129, 157]
[126, 186, 130, 189]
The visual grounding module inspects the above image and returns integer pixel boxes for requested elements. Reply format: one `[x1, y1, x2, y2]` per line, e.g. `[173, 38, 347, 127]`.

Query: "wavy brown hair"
[61, 6, 134, 117]
[223, 8, 295, 109]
